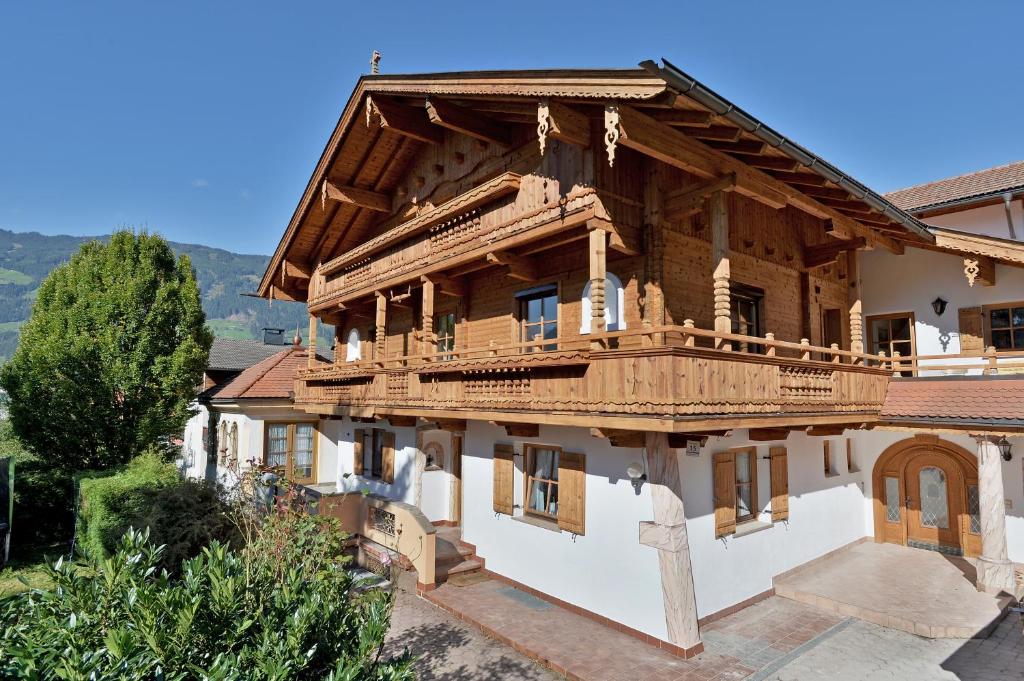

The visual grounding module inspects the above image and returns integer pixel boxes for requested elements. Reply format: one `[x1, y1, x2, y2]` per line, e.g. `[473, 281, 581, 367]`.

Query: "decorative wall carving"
[778, 366, 835, 400]
[964, 258, 980, 287]
[604, 104, 621, 167]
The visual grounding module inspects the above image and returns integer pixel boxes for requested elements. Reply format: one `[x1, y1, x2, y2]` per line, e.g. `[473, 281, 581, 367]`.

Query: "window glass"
[988, 305, 1024, 350]
[967, 484, 981, 534]
[520, 289, 558, 352]
[526, 447, 560, 517]
[371, 429, 384, 478]
[267, 424, 289, 470]
[730, 284, 764, 353]
[436, 312, 456, 360]
[884, 476, 900, 522]
[293, 424, 314, 480]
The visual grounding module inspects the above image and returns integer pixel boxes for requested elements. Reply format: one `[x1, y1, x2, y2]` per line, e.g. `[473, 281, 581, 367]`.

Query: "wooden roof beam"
[605, 103, 904, 254]
[421, 273, 465, 298]
[426, 96, 511, 147]
[705, 139, 767, 155]
[486, 250, 538, 282]
[588, 217, 640, 255]
[366, 95, 443, 145]
[537, 99, 590, 154]
[803, 237, 866, 269]
[321, 180, 391, 213]
[646, 109, 715, 128]
[664, 173, 737, 219]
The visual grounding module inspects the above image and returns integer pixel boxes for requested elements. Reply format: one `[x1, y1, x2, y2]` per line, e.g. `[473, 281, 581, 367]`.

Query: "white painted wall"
[923, 201, 1024, 241]
[862, 246, 1024, 371]
[332, 417, 417, 504]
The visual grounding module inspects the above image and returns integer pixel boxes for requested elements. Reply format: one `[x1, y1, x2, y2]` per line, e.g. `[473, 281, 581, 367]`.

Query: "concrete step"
[439, 557, 484, 581]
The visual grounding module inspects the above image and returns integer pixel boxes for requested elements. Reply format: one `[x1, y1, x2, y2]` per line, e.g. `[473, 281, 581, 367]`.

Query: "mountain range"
[0, 228, 315, 362]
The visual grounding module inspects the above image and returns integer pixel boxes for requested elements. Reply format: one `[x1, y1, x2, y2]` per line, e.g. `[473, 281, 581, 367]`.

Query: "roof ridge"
[886, 160, 1024, 197]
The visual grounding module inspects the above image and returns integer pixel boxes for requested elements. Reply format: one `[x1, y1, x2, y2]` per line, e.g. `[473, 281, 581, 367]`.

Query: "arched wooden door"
[872, 436, 982, 557]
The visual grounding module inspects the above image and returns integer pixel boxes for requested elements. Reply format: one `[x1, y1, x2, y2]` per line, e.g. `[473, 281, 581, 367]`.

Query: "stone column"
[974, 436, 1015, 594]
[641, 432, 701, 652]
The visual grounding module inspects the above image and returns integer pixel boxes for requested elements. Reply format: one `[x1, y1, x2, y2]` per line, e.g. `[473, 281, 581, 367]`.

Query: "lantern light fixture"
[931, 297, 948, 316]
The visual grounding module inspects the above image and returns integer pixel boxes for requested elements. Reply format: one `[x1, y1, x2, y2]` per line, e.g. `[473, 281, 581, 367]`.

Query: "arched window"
[346, 328, 361, 361]
[580, 273, 625, 334]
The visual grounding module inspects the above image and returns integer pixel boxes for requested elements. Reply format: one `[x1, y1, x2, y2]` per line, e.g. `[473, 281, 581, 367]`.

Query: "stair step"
[444, 557, 484, 578]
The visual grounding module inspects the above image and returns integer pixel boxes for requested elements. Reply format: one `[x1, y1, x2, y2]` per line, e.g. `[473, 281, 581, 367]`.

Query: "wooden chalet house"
[256, 61, 1024, 657]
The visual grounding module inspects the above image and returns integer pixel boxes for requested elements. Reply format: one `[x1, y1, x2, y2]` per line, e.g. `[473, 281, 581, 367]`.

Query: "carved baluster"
[878, 350, 887, 371]
[800, 338, 811, 361]
[589, 228, 607, 349]
[986, 345, 998, 375]
[682, 319, 696, 347]
[831, 343, 840, 364]
[375, 291, 387, 366]
[848, 250, 864, 354]
[710, 191, 731, 351]
[422, 278, 435, 362]
[764, 333, 776, 357]
[307, 314, 317, 370]
[892, 351, 901, 376]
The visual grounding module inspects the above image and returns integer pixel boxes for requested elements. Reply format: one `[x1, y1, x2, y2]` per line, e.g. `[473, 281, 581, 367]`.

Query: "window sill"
[825, 472, 841, 479]
[424, 465, 444, 472]
[733, 520, 773, 538]
[512, 513, 562, 533]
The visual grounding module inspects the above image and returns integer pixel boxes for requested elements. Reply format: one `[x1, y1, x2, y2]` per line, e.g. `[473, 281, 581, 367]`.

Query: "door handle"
[905, 496, 913, 507]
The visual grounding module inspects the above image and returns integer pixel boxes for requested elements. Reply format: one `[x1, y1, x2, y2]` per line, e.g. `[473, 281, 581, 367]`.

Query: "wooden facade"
[260, 67, 937, 433]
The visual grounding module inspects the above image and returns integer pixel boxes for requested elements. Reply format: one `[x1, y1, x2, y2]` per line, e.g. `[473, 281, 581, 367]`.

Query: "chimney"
[262, 328, 285, 345]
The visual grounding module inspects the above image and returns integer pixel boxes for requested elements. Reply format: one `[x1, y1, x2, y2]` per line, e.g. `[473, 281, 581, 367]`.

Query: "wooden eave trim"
[318, 172, 523, 277]
[925, 227, 1024, 267]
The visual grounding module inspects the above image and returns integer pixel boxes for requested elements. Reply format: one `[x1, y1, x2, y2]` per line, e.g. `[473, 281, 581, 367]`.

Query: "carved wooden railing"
[883, 347, 1024, 377]
[307, 186, 601, 309]
[294, 323, 895, 420]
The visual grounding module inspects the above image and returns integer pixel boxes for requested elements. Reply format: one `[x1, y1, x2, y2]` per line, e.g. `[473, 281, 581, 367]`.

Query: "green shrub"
[76, 451, 180, 561]
[0, 515, 414, 680]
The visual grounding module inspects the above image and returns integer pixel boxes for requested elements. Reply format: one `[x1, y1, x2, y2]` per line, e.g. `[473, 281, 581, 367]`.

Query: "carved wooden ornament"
[537, 99, 551, 155]
[964, 258, 979, 287]
[604, 103, 621, 167]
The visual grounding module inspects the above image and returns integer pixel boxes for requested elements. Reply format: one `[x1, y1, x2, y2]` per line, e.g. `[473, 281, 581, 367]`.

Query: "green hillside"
[0, 229, 324, 362]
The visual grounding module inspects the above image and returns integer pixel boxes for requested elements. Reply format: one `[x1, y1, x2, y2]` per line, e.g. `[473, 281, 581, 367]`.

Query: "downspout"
[1003, 192, 1018, 240]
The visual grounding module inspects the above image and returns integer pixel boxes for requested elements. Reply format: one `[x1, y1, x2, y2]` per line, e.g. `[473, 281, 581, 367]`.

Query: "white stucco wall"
[923, 201, 1024, 241]
[862, 246, 1024, 369]
[332, 417, 417, 505]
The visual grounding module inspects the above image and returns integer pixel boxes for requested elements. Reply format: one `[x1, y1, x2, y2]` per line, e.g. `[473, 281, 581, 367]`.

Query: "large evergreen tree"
[0, 231, 212, 470]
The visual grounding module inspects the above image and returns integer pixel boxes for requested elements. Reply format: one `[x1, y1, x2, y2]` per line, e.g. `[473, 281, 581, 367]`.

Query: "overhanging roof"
[258, 60, 934, 300]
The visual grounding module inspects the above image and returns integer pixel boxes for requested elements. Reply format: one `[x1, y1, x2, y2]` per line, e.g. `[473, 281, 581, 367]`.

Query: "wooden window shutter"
[493, 444, 514, 515]
[382, 431, 396, 484]
[712, 451, 737, 538]
[769, 446, 789, 522]
[958, 306, 984, 352]
[557, 451, 586, 535]
[353, 428, 365, 476]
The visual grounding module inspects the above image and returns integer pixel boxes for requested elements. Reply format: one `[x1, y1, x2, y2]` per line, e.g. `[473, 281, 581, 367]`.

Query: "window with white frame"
[580, 273, 625, 334]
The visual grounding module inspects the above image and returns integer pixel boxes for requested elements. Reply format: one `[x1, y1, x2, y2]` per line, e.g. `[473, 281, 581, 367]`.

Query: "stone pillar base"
[976, 556, 1016, 595]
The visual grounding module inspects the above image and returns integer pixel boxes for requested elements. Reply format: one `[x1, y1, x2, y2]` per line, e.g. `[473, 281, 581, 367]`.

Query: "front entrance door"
[872, 436, 982, 557]
[905, 453, 962, 551]
[451, 434, 463, 526]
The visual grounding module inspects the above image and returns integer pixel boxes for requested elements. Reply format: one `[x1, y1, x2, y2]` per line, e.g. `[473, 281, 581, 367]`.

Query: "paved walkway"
[775, 542, 1015, 638]
[424, 578, 845, 680]
[385, 587, 558, 680]
[770, 611, 1024, 681]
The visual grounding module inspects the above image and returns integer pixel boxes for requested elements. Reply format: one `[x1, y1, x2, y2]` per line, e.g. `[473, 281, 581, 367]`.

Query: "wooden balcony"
[293, 324, 894, 432]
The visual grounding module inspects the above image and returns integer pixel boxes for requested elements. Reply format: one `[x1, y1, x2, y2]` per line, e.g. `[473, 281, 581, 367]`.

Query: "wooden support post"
[375, 291, 387, 365]
[764, 333, 776, 356]
[848, 250, 864, 354]
[307, 314, 318, 369]
[681, 319, 696, 347]
[642, 160, 666, 347]
[710, 190, 731, 350]
[643, 432, 701, 651]
[985, 346, 998, 375]
[800, 338, 811, 361]
[589, 228, 607, 349]
[422, 278, 435, 360]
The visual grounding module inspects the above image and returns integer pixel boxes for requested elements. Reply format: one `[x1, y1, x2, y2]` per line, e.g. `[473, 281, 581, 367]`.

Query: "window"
[436, 312, 456, 360]
[823, 441, 834, 476]
[361, 429, 384, 479]
[730, 283, 764, 353]
[346, 328, 361, 361]
[354, 427, 395, 484]
[867, 312, 915, 360]
[734, 447, 758, 522]
[264, 423, 318, 483]
[986, 304, 1024, 351]
[525, 445, 560, 518]
[581, 273, 626, 333]
[517, 285, 558, 352]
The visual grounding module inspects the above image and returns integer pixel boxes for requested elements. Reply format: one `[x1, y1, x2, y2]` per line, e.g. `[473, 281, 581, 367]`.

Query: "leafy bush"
[76, 451, 180, 562]
[0, 514, 415, 679]
[77, 452, 239, 574]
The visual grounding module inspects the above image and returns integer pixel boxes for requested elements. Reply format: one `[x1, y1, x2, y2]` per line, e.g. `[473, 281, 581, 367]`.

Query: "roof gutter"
[639, 58, 935, 244]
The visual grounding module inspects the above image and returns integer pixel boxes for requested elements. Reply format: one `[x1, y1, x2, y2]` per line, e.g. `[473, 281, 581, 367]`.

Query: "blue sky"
[1, 1, 1022, 255]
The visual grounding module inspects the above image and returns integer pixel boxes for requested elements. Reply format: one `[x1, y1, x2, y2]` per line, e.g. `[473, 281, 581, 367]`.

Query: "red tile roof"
[208, 346, 310, 400]
[881, 378, 1024, 424]
[886, 161, 1024, 212]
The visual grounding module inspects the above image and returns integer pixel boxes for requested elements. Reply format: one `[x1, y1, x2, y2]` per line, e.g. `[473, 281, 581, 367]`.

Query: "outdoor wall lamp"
[931, 297, 948, 316]
[626, 462, 647, 495]
[998, 436, 1013, 462]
